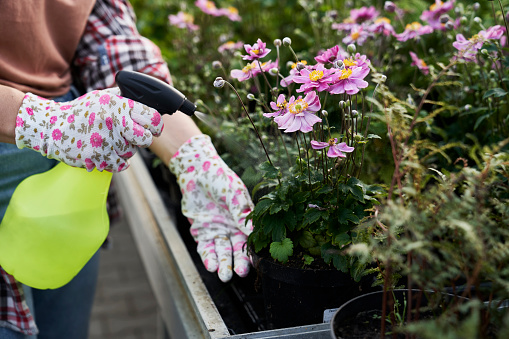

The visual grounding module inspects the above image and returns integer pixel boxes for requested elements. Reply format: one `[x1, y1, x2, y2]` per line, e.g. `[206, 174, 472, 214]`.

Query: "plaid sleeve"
[0, 267, 38, 335]
[73, 0, 173, 92]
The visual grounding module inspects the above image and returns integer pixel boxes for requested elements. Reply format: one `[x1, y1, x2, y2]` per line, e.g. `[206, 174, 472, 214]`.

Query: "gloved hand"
[15, 88, 163, 172]
[169, 134, 253, 282]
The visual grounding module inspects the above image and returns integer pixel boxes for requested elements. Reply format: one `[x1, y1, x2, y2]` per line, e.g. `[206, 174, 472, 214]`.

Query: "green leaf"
[321, 242, 348, 272]
[252, 199, 273, 218]
[483, 88, 507, 100]
[298, 230, 317, 248]
[260, 160, 280, 179]
[303, 254, 314, 266]
[262, 213, 286, 242]
[334, 233, 351, 246]
[337, 208, 360, 225]
[270, 238, 294, 263]
[367, 133, 382, 139]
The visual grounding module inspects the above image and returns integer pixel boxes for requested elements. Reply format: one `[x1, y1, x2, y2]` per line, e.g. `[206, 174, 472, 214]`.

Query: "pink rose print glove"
[15, 88, 163, 172]
[169, 134, 254, 282]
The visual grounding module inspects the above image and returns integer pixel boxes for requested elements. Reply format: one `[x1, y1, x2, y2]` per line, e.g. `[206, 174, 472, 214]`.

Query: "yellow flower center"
[343, 58, 357, 67]
[328, 138, 336, 146]
[227, 6, 238, 14]
[206, 1, 216, 9]
[469, 34, 482, 43]
[277, 100, 288, 110]
[429, 1, 443, 11]
[405, 22, 422, 31]
[375, 17, 391, 24]
[252, 49, 260, 55]
[338, 68, 353, 80]
[309, 70, 324, 81]
[242, 62, 255, 73]
[183, 13, 194, 23]
[420, 60, 427, 67]
[289, 99, 308, 114]
[351, 31, 360, 40]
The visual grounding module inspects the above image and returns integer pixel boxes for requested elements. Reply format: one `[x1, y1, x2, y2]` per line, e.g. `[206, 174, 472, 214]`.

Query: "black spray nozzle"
[115, 70, 196, 116]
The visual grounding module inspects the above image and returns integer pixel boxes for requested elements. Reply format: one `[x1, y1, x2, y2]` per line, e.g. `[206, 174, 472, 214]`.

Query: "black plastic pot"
[330, 289, 463, 339]
[251, 251, 376, 330]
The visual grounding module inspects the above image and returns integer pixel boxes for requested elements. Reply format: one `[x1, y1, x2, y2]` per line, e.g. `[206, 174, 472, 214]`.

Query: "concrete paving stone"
[106, 311, 157, 335]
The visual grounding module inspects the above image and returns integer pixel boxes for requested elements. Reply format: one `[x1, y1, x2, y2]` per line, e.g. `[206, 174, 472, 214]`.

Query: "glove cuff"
[168, 134, 219, 176]
[15, 93, 51, 155]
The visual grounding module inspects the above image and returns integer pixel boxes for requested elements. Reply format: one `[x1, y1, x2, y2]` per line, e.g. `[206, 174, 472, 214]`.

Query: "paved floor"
[89, 216, 159, 339]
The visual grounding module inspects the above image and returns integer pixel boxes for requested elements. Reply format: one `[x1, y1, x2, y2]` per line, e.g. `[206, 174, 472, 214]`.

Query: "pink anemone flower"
[368, 17, 395, 36]
[292, 63, 337, 93]
[350, 6, 379, 23]
[218, 6, 241, 21]
[311, 138, 355, 158]
[242, 39, 271, 61]
[168, 12, 199, 31]
[409, 52, 429, 75]
[195, 0, 221, 16]
[328, 66, 369, 95]
[315, 45, 348, 64]
[342, 24, 372, 46]
[264, 94, 288, 118]
[274, 91, 322, 133]
[420, 0, 455, 30]
[394, 22, 434, 42]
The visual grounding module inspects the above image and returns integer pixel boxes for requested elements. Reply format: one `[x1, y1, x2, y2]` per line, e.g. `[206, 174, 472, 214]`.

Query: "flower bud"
[269, 68, 279, 76]
[212, 60, 222, 69]
[333, 59, 344, 69]
[440, 14, 450, 24]
[473, 17, 482, 24]
[481, 49, 489, 55]
[321, 110, 328, 117]
[296, 62, 306, 71]
[445, 21, 454, 30]
[473, 2, 480, 11]
[351, 110, 358, 117]
[234, 51, 243, 58]
[406, 94, 415, 106]
[464, 104, 472, 111]
[354, 134, 362, 141]
[460, 16, 468, 25]
[384, 1, 396, 13]
[247, 93, 255, 100]
[347, 44, 356, 53]
[274, 39, 282, 47]
[339, 100, 346, 109]
[213, 77, 225, 88]
[283, 37, 292, 46]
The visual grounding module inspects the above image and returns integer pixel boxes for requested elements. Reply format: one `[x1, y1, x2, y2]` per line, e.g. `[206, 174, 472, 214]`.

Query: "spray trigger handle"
[115, 70, 196, 116]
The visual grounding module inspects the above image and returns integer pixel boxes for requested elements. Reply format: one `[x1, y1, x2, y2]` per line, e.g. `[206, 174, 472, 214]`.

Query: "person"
[0, 1, 253, 338]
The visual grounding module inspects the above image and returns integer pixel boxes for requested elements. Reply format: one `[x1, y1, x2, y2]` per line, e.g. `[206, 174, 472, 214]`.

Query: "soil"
[333, 309, 405, 339]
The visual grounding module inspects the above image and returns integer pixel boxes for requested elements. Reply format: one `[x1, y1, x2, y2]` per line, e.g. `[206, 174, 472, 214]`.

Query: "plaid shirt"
[0, 0, 171, 335]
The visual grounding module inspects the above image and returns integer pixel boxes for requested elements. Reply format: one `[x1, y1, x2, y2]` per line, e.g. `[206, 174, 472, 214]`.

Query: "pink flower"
[274, 91, 322, 133]
[195, 0, 221, 16]
[99, 94, 110, 105]
[33, 145, 40, 151]
[90, 132, 103, 147]
[328, 66, 369, 95]
[133, 123, 144, 137]
[118, 163, 126, 171]
[168, 11, 200, 31]
[16, 116, 24, 127]
[218, 6, 241, 21]
[88, 112, 95, 126]
[342, 24, 371, 46]
[217, 168, 224, 176]
[52, 129, 62, 141]
[242, 39, 271, 61]
[453, 26, 505, 61]
[218, 40, 244, 54]
[315, 45, 347, 64]
[203, 161, 211, 171]
[280, 60, 308, 87]
[49, 116, 57, 124]
[67, 115, 75, 123]
[231, 60, 275, 82]
[99, 161, 108, 169]
[122, 116, 126, 127]
[120, 151, 133, 158]
[395, 22, 434, 42]
[60, 105, 72, 111]
[85, 158, 95, 171]
[264, 94, 288, 118]
[311, 138, 355, 158]
[187, 166, 195, 173]
[420, 0, 455, 30]
[350, 6, 379, 23]
[128, 99, 134, 108]
[186, 180, 196, 192]
[26, 107, 34, 116]
[151, 111, 162, 126]
[106, 117, 113, 130]
[292, 63, 338, 93]
[368, 17, 395, 36]
[409, 52, 429, 75]
[77, 140, 82, 148]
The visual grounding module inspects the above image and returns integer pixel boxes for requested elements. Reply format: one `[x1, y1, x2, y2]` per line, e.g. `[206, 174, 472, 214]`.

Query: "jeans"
[0, 86, 101, 338]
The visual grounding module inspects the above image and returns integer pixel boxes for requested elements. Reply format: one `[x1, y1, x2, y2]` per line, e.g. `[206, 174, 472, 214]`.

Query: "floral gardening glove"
[15, 88, 163, 172]
[169, 134, 253, 282]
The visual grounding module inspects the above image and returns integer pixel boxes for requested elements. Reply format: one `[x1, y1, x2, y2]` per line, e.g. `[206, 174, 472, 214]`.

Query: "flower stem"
[224, 81, 278, 183]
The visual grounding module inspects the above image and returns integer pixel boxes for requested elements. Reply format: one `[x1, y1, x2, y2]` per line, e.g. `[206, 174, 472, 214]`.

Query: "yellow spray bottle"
[0, 70, 196, 289]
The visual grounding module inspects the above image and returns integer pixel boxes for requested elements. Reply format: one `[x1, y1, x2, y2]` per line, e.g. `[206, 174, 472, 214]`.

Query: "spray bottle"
[0, 71, 196, 289]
